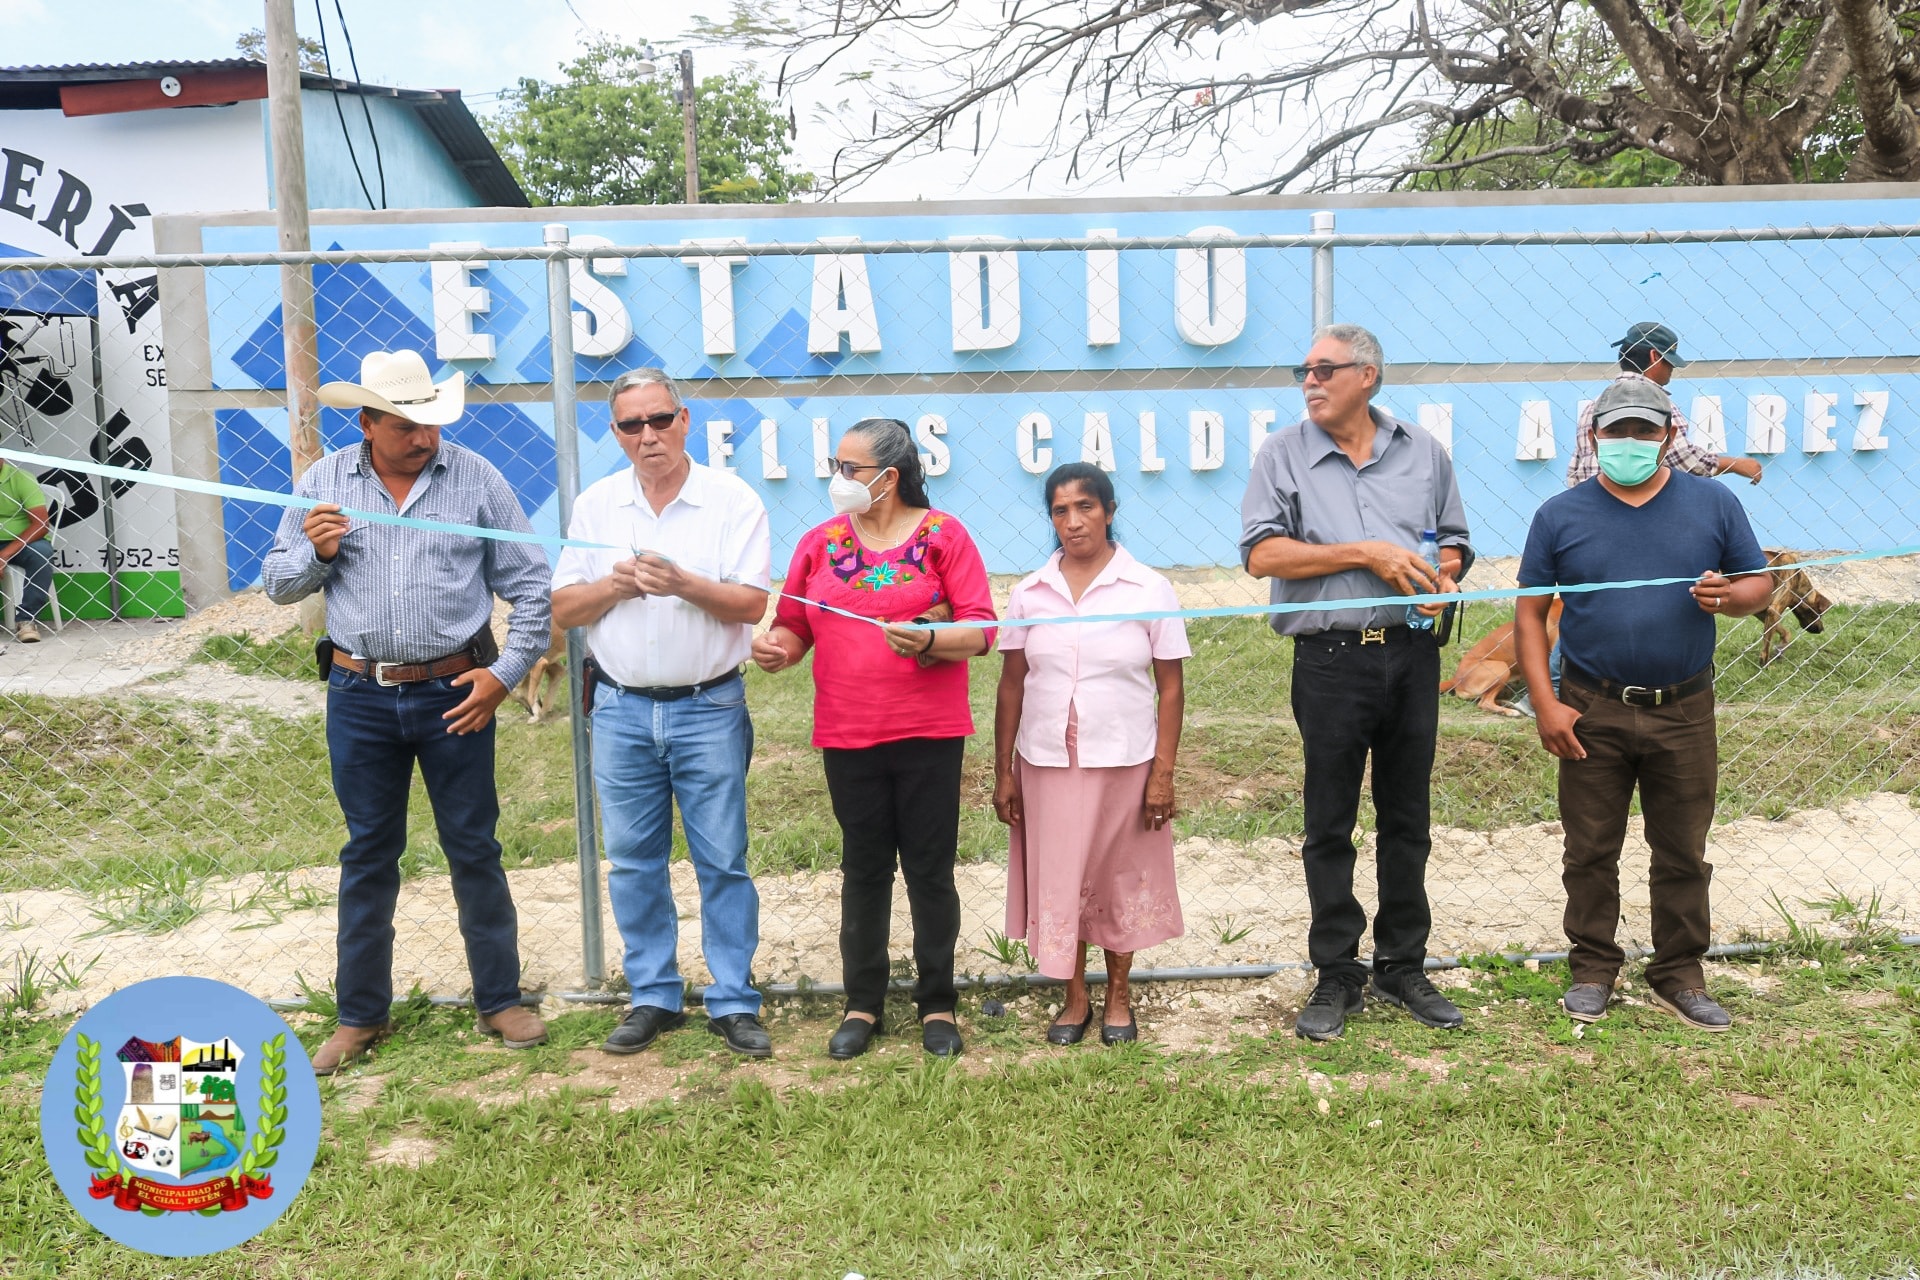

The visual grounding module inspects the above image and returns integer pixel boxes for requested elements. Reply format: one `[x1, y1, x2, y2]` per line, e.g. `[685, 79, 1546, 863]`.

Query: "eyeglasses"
[828, 459, 882, 479]
[1595, 420, 1671, 441]
[1290, 361, 1359, 384]
[612, 411, 681, 436]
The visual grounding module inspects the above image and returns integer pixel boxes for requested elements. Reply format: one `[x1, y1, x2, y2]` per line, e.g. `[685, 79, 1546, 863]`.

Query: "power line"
[331, 0, 387, 209]
[312, 0, 378, 210]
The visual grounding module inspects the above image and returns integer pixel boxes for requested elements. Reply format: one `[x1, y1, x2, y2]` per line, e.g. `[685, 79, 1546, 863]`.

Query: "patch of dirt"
[366, 1133, 441, 1168]
[105, 589, 297, 669]
[326, 1073, 387, 1114]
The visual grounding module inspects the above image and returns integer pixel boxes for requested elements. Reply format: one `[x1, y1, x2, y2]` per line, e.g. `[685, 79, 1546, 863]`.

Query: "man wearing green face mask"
[1512, 378, 1771, 1033]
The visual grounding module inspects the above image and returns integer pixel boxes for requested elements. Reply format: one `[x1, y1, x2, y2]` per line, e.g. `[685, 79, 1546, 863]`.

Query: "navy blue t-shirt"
[1517, 471, 1767, 688]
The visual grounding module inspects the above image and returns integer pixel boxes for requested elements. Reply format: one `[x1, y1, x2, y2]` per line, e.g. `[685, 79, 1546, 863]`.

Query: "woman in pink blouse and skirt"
[993, 463, 1189, 1045]
[753, 418, 997, 1060]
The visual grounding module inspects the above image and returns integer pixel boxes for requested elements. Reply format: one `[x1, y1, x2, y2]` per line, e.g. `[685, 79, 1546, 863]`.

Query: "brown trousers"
[1558, 679, 1718, 996]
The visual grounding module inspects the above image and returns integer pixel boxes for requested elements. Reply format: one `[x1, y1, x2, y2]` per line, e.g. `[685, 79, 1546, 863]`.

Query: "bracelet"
[919, 629, 936, 655]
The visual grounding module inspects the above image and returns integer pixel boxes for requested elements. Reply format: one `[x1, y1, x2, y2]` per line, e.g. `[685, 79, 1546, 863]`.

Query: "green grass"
[4, 952, 1920, 1278]
[5, 602, 1920, 895]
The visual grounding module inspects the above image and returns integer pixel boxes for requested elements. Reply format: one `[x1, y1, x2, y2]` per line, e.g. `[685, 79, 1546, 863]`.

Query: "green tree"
[486, 39, 812, 206]
[235, 28, 330, 75]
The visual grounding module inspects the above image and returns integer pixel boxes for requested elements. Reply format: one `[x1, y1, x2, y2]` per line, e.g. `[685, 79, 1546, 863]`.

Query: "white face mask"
[829, 470, 888, 515]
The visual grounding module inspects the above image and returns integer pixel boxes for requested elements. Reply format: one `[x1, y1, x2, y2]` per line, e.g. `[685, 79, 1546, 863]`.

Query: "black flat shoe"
[921, 1019, 964, 1057]
[602, 1005, 687, 1055]
[1046, 1010, 1093, 1045]
[827, 1017, 880, 1060]
[1099, 1017, 1138, 1045]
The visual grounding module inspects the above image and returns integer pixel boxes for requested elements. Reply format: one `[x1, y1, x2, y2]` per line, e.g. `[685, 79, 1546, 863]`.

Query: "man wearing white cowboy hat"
[262, 348, 553, 1074]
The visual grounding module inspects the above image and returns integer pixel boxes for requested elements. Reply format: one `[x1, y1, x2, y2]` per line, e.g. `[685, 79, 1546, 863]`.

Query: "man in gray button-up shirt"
[260, 349, 552, 1074]
[1239, 323, 1473, 1042]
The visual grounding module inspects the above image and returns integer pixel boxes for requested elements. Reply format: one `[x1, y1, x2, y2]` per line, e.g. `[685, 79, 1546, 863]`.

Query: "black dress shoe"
[1099, 1017, 1138, 1045]
[827, 1017, 881, 1060]
[1370, 967, 1465, 1030]
[1653, 987, 1732, 1032]
[1046, 1010, 1093, 1045]
[602, 1005, 687, 1055]
[708, 1013, 774, 1057]
[921, 1019, 964, 1057]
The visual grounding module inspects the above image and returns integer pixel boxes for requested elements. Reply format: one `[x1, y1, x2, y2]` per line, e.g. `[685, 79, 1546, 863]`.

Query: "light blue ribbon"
[7, 446, 1915, 632]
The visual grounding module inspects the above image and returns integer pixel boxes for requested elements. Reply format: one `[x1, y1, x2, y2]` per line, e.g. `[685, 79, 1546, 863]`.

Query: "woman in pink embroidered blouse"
[752, 418, 996, 1060]
[993, 463, 1189, 1046]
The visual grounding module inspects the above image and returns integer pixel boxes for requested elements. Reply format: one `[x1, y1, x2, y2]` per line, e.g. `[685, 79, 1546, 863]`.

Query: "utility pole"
[266, 0, 323, 633]
[679, 49, 699, 204]
[266, 0, 321, 477]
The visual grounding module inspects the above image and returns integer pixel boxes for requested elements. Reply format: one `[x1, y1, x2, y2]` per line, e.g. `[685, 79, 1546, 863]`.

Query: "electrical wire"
[332, 0, 387, 209]
[312, 0, 378, 210]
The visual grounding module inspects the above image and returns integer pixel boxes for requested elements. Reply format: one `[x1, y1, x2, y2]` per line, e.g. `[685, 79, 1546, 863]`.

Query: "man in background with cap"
[1566, 321, 1765, 487]
[1515, 377, 1770, 1033]
[262, 349, 553, 1073]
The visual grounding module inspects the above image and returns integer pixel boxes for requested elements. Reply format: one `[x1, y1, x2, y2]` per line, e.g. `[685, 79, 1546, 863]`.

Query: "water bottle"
[1406, 529, 1440, 630]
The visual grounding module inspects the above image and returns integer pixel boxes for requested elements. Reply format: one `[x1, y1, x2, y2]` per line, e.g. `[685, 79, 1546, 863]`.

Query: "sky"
[0, 0, 1368, 201]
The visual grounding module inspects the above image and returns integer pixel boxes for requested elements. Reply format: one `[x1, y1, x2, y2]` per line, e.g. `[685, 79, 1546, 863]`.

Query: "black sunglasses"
[612, 410, 681, 436]
[1290, 361, 1360, 384]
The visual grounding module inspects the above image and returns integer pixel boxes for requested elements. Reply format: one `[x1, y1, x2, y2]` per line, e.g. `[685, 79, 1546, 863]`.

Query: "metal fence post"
[544, 223, 606, 989]
[1311, 210, 1335, 332]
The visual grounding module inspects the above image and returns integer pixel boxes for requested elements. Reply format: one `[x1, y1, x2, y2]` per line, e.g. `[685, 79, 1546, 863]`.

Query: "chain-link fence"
[4, 215, 1919, 1016]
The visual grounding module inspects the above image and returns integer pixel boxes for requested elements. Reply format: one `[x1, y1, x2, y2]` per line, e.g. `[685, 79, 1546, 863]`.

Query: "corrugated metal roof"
[0, 60, 527, 207]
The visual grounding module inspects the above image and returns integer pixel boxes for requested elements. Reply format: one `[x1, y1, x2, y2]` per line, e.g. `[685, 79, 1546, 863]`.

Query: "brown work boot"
[311, 1023, 388, 1076]
[476, 1003, 548, 1048]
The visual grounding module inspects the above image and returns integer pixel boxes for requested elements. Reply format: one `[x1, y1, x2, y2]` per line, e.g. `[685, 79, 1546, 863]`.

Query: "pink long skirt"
[1005, 719, 1184, 979]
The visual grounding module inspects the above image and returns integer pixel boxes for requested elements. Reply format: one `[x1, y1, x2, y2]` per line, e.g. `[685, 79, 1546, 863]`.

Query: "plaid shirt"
[1564, 371, 1719, 486]
[261, 441, 552, 689]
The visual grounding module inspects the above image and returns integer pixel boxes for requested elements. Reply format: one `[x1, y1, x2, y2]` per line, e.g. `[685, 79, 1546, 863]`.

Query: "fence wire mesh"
[3, 223, 1918, 1018]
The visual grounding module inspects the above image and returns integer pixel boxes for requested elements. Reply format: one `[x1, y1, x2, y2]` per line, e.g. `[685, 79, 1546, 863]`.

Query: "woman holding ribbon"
[993, 463, 1189, 1045]
[751, 418, 997, 1060]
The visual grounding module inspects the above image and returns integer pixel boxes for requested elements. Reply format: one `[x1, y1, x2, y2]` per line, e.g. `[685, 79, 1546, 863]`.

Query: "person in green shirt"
[0, 457, 53, 642]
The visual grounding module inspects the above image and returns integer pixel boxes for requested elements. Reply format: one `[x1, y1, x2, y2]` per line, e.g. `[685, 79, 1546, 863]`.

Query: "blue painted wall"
[261, 92, 482, 211]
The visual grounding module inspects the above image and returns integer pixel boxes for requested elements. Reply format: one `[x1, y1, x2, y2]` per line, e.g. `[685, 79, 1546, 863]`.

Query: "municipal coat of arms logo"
[41, 976, 320, 1257]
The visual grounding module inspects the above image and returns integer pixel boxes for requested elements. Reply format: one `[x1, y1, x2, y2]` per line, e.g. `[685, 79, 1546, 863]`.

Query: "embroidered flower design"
[858, 561, 900, 591]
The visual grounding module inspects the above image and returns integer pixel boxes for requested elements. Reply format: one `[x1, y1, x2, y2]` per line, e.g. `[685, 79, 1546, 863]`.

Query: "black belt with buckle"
[1297, 625, 1427, 647]
[1564, 660, 1713, 707]
[591, 667, 741, 702]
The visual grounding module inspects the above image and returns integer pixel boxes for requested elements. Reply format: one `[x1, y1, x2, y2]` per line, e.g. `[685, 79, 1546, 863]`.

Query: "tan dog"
[510, 624, 568, 722]
[1440, 598, 1563, 716]
[1757, 549, 1832, 665]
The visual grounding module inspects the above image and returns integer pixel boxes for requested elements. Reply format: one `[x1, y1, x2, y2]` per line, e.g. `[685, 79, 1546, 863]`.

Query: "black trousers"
[821, 736, 965, 1019]
[1289, 631, 1441, 985]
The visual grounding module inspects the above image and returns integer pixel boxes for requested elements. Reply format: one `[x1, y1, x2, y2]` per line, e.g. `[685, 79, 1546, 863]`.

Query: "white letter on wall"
[759, 418, 787, 480]
[1854, 390, 1890, 450]
[1516, 401, 1555, 460]
[1018, 412, 1053, 474]
[1249, 408, 1278, 461]
[707, 419, 736, 474]
[1086, 228, 1119, 347]
[569, 234, 632, 359]
[1417, 404, 1454, 457]
[1802, 391, 1839, 454]
[1689, 396, 1727, 454]
[1189, 410, 1225, 471]
[915, 414, 951, 476]
[1138, 411, 1165, 473]
[812, 417, 832, 478]
[949, 236, 1020, 351]
[429, 241, 495, 360]
[807, 238, 882, 354]
[1746, 394, 1787, 454]
[680, 239, 747, 356]
[1081, 412, 1117, 471]
[1173, 226, 1246, 346]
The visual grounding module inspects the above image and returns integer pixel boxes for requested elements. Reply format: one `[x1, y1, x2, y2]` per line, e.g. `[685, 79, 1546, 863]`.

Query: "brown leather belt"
[333, 651, 477, 687]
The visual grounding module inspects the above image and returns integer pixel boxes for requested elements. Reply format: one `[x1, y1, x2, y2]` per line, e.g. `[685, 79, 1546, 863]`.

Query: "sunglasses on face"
[612, 410, 682, 436]
[828, 459, 883, 479]
[1290, 361, 1359, 384]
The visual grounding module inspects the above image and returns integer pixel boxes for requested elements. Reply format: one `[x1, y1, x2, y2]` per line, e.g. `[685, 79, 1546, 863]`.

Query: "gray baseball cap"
[1592, 378, 1674, 431]
[1612, 320, 1689, 367]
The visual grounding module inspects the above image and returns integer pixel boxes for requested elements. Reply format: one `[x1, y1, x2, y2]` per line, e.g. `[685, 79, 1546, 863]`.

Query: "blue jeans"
[1548, 638, 1564, 697]
[5, 537, 52, 618]
[326, 666, 524, 1027]
[590, 673, 761, 1018]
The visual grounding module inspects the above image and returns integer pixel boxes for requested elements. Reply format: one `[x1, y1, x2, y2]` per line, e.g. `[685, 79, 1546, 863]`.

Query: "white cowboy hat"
[317, 350, 465, 426]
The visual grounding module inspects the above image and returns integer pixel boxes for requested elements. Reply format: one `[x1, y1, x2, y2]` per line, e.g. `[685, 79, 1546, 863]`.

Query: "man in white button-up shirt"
[552, 369, 774, 1058]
